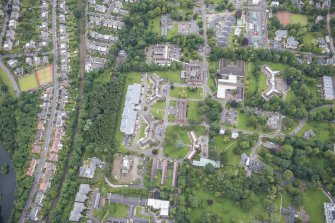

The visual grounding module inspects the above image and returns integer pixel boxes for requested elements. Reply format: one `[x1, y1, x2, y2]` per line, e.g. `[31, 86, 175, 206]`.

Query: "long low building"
[120, 84, 142, 135]
[322, 76, 335, 100]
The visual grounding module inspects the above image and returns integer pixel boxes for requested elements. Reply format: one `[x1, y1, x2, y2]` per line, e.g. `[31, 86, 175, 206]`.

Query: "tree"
[283, 170, 294, 180]
[205, 163, 216, 174]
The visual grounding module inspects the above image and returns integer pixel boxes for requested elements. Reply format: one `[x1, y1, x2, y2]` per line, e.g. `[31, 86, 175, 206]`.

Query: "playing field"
[276, 12, 307, 26]
[36, 65, 53, 86]
[19, 74, 38, 91]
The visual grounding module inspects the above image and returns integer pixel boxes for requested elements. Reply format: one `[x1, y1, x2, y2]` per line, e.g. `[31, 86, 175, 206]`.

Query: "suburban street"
[19, 0, 60, 221]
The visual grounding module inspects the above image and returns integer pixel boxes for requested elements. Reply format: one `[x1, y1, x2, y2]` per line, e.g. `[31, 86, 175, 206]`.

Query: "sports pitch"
[36, 65, 53, 86]
[19, 65, 53, 92]
[18, 74, 38, 91]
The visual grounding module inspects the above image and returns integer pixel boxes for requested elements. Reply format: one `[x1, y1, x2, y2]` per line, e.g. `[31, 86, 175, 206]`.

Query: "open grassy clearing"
[0, 68, 15, 97]
[18, 74, 38, 91]
[154, 70, 181, 83]
[148, 17, 161, 35]
[245, 62, 266, 96]
[164, 125, 206, 159]
[169, 86, 203, 99]
[303, 188, 329, 223]
[290, 14, 308, 25]
[166, 23, 178, 39]
[297, 121, 333, 143]
[135, 206, 151, 220]
[187, 101, 202, 123]
[151, 100, 166, 120]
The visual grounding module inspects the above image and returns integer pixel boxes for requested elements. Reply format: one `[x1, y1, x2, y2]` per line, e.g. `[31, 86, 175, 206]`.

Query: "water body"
[0, 144, 16, 223]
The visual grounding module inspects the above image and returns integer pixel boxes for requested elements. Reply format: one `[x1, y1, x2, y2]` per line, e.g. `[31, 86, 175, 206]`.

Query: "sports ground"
[276, 12, 308, 26]
[18, 65, 53, 91]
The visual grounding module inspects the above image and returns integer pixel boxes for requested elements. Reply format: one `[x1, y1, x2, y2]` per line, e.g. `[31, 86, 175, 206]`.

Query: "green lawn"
[260, 62, 289, 73]
[164, 125, 206, 159]
[151, 100, 166, 120]
[18, 74, 38, 91]
[148, 17, 161, 35]
[135, 206, 151, 220]
[245, 62, 266, 96]
[303, 189, 329, 223]
[166, 23, 178, 39]
[297, 121, 333, 142]
[154, 70, 181, 83]
[187, 101, 202, 123]
[109, 204, 129, 218]
[207, 76, 216, 93]
[0, 68, 15, 97]
[302, 32, 319, 45]
[169, 87, 203, 99]
[290, 14, 308, 25]
[237, 111, 258, 132]
[126, 72, 142, 85]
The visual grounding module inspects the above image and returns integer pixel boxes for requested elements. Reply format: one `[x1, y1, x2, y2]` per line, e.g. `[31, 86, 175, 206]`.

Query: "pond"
[0, 144, 16, 223]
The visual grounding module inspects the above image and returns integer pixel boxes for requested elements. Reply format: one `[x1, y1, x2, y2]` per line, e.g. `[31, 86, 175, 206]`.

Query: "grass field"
[237, 111, 258, 132]
[297, 121, 333, 142]
[169, 87, 203, 99]
[36, 65, 53, 85]
[164, 125, 206, 159]
[187, 101, 202, 123]
[148, 17, 161, 35]
[245, 63, 266, 96]
[18, 74, 38, 91]
[151, 100, 166, 120]
[154, 70, 181, 83]
[290, 14, 308, 25]
[303, 189, 329, 223]
[0, 68, 15, 97]
[166, 23, 178, 39]
[302, 32, 320, 45]
[135, 206, 151, 220]
[109, 203, 129, 218]
[261, 62, 289, 73]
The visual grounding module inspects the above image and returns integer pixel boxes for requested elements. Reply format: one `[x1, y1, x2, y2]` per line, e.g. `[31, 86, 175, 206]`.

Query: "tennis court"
[36, 65, 53, 86]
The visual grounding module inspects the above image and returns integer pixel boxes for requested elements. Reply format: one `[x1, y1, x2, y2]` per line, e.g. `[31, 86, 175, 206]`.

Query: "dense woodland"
[0, 85, 39, 222]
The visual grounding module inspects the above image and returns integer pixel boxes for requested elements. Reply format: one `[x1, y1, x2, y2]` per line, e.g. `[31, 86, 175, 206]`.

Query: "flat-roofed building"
[120, 84, 141, 135]
[322, 76, 335, 100]
[147, 199, 170, 217]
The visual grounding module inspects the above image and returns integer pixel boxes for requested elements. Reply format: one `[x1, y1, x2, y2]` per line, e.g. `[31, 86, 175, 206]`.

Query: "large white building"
[147, 199, 170, 217]
[261, 65, 282, 100]
[120, 84, 141, 135]
[217, 75, 238, 99]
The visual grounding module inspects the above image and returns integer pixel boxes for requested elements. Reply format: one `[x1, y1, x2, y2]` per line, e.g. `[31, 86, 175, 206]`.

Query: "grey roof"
[286, 36, 299, 48]
[75, 193, 88, 203]
[120, 84, 141, 135]
[275, 30, 288, 41]
[78, 184, 91, 194]
[323, 76, 335, 100]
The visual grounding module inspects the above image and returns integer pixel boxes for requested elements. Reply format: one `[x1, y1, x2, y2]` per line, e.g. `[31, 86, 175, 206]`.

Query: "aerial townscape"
[0, 0, 335, 222]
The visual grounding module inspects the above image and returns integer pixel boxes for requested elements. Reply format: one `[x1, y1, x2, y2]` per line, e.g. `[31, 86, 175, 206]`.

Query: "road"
[290, 104, 335, 136]
[19, 0, 60, 221]
[327, 0, 335, 58]
[0, 58, 20, 96]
